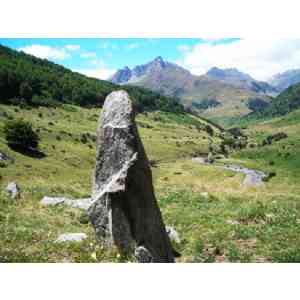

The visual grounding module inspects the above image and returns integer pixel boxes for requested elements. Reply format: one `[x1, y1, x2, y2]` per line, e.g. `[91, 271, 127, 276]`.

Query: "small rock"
[41, 196, 66, 206]
[0, 151, 11, 162]
[6, 182, 20, 200]
[200, 192, 209, 199]
[226, 220, 240, 225]
[55, 233, 87, 243]
[166, 226, 181, 244]
[60, 258, 72, 263]
[192, 157, 206, 164]
[134, 246, 153, 263]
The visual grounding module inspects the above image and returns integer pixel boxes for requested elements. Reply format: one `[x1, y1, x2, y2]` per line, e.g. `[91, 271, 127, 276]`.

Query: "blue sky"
[1, 38, 300, 80]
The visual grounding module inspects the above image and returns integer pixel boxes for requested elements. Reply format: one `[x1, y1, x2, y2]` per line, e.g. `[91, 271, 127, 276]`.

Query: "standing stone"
[88, 90, 174, 263]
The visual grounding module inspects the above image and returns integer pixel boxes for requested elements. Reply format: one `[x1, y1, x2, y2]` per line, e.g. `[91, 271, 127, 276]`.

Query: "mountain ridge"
[269, 68, 300, 92]
[206, 67, 278, 96]
[110, 57, 272, 125]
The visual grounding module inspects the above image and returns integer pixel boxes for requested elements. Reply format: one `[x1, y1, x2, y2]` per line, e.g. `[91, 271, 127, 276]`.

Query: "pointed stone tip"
[102, 90, 133, 127]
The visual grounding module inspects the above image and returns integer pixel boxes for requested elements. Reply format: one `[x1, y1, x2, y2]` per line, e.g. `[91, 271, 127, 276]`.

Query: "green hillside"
[1, 103, 300, 262]
[0, 44, 183, 113]
[247, 81, 300, 120]
[0, 103, 226, 262]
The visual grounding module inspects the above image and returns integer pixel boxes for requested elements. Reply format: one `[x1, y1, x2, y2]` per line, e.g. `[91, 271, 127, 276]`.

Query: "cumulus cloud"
[64, 44, 80, 51]
[179, 39, 300, 80]
[19, 45, 70, 60]
[74, 67, 116, 80]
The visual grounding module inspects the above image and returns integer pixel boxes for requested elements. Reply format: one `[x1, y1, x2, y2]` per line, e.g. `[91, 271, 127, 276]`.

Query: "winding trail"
[192, 157, 267, 187]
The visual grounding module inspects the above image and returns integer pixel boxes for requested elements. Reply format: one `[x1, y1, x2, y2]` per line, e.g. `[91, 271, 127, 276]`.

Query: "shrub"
[80, 134, 88, 144]
[4, 119, 39, 151]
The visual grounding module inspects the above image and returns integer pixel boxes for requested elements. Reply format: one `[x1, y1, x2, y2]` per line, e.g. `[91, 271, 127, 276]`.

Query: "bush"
[4, 119, 40, 151]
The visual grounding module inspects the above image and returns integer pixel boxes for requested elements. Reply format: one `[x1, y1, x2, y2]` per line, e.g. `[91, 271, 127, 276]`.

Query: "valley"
[1, 101, 300, 262]
[1, 40, 300, 263]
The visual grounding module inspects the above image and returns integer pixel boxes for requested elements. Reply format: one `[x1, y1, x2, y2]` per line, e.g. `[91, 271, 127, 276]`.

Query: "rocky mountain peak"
[150, 56, 166, 69]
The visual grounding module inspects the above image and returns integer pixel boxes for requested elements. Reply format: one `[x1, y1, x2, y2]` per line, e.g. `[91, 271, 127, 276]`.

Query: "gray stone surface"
[65, 198, 93, 210]
[55, 233, 87, 243]
[6, 182, 20, 200]
[88, 90, 174, 263]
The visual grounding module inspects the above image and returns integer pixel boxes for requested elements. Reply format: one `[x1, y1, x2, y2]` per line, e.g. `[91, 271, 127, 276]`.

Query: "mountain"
[249, 80, 300, 119]
[269, 69, 300, 92]
[206, 67, 278, 96]
[0, 45, 184, 113]
[110, 57, 272, 125]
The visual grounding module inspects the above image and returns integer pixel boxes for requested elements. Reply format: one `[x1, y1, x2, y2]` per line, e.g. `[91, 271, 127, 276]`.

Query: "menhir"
[88, 90, 175, 263]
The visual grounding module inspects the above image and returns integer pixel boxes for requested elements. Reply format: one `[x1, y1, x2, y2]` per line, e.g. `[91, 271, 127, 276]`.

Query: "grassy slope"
[1, 104, 300, 263]
[0, 104, 222, 262]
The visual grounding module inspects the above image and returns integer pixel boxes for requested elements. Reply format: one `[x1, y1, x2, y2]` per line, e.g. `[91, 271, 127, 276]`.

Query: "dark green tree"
[4, 119, 40, 151]
[19, 82, 33, 100]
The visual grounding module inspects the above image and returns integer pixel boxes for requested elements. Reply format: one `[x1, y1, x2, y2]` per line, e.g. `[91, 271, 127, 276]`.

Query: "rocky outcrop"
[88, 90, 174, 263]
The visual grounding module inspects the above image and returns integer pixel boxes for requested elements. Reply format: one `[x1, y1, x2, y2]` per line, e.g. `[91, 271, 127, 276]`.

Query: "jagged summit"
[110, 56, 168, 84]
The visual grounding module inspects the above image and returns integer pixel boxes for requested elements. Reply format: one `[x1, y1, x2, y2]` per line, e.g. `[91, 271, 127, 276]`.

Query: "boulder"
[6, 182, 20, 200]
[88, 90, 174, 263]
[55, 233, 87, 243]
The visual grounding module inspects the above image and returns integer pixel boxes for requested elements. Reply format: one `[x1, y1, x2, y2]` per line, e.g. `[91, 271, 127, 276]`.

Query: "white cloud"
[99, 42, 118, 50]
[64, 44, 80, 51]
[179, 39, 300, 80]
[80, 51, 97, 59]
[126, 43, 139, 50]
[177, 44, 190, 53]
[74, 68, 116, 80]
[19, 44, 70, 60]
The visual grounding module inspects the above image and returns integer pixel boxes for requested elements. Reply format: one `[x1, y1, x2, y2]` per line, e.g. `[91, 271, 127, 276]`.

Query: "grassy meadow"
[1, 104, 300, 262]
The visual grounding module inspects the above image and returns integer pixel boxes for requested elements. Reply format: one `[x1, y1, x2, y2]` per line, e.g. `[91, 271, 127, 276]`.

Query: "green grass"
[1, 104, 300, 262]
